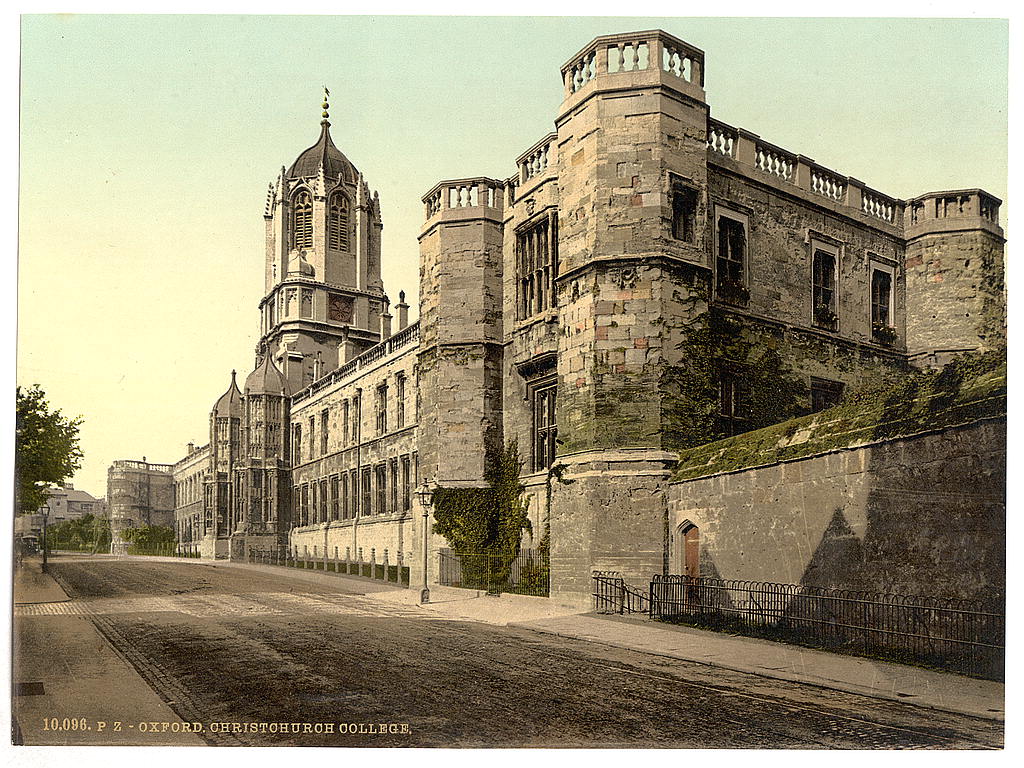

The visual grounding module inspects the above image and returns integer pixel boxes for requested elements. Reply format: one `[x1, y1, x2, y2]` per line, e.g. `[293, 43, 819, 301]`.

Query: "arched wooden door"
[682, 524, 699, 579]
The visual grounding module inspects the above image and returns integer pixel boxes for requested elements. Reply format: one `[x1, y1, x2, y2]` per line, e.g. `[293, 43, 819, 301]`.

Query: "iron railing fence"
[592, 571, 650, 614]
[49, 540, 200, 558]
[438, 548, 549, 597]
[246, 548, 410, 586]
[124, 542, 200, 557]
[649, 574, 1005, 680]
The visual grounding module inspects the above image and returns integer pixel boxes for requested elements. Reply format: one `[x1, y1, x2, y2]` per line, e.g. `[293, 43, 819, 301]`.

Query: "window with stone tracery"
[516, 214, 558, 320]
[328, 192, 350, 251]
[293, 190, 313, 249]
[532, 381, 557, 472]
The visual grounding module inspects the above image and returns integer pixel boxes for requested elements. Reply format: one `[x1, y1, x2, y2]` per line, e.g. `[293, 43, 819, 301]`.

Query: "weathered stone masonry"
[134, 30, 1004, 609]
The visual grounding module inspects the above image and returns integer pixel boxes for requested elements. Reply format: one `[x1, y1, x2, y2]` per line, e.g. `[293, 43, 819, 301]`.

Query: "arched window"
[292, 190, 313, 249]
[328, 192, 350, 251]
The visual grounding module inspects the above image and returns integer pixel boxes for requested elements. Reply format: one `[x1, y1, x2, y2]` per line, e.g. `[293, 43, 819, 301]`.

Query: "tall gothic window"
[376, 383, 388, 435]
[396, 374, 406, 430]
[533, 383, 557, 472]
[401, 455, 411, 511]
[320, 478, 329, 522]
[293, 190, 313, 249]
[330, 475, 340, 521]
[719, 370, 752, 437]
[361, 468, 372, 516]
[671, 179, 698, 243]
[375, 464, 387, 515]
[516, 214, 558, 319]
[328, 192, 350, 251]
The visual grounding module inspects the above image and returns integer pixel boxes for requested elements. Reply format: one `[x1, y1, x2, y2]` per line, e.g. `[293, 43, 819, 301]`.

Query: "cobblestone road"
[24, 559, 1003, 748]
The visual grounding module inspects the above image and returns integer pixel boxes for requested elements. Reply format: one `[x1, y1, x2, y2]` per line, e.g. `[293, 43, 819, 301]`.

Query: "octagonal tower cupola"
[257, 89, 388, 394]
[287, 115, 356, 183]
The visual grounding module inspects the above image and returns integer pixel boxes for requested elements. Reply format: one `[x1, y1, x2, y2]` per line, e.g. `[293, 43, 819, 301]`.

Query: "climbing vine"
[431, 440, 532, 555]
[661, 308, 808, 452]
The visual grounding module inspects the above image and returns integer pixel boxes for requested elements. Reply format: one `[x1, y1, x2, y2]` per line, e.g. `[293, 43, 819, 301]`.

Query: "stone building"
[154, 29, 1003, 606]
[106, 459, 175, 553]
[14, 484, 105, 540]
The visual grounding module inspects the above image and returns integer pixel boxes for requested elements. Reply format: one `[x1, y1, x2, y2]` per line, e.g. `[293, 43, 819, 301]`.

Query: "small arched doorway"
[675, 522, 699, 579]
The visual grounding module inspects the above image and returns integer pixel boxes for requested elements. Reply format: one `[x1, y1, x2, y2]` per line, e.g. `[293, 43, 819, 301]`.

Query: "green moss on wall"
[672, 350, 1006, 481]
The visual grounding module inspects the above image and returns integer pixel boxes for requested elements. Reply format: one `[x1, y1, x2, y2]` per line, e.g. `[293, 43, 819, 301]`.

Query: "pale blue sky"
[17, 15, 1009, 497]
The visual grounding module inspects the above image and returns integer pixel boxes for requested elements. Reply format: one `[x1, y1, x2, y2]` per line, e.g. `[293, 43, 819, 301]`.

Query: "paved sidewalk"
[13, 559, 72, 604]
[510, 613, 1004, 722]
[12, 558, 206, 746]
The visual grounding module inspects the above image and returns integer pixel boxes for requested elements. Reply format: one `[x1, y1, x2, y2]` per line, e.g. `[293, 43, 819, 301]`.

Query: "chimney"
[187, 442, 195, 455]
[396, 290, 410, 330]
[381, 304, 393, 340]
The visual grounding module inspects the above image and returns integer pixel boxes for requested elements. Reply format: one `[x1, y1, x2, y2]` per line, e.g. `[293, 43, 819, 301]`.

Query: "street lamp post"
[35, 481, 51, 573]
[41, 508, 49, 573]
[416, 482, 435, 604]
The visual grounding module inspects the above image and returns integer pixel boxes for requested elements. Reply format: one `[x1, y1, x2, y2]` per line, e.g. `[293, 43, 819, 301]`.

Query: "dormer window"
[328, 192, 350, 251]
[293, 190, 313, 249]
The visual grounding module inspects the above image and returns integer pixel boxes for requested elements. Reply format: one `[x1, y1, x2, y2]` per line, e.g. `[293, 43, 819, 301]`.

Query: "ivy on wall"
[672, 349, 1006, 481]
[661, 308, 808, 452]
[431, 440, 532, 554]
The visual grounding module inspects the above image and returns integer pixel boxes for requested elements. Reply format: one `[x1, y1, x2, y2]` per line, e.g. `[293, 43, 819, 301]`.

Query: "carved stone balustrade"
[560, 30, 705, 100]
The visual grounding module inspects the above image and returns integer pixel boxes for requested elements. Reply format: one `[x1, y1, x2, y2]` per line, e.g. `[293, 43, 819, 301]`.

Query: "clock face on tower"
[328, 294, 354, 323]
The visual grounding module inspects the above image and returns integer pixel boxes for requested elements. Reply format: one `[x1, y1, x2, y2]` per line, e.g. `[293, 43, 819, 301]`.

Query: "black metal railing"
[648, 574, 1005, 680]
[246, 548, 410, 586]
[49, 540, 202, 558]
[592, 570, 650, 614]
[438, 548, 549, 597]
[125, 542, 201, 557]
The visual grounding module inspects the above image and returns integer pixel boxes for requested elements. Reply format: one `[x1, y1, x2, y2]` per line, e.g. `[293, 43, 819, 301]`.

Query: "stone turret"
[548, 31, 710, 602]
[417, 179, 506, 487]
[229, 356, 292, 560]
[903, 189, 1005, 368]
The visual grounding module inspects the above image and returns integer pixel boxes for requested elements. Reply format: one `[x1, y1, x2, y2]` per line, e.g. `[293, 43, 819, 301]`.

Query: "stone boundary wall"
[668, 418, 1005, 603]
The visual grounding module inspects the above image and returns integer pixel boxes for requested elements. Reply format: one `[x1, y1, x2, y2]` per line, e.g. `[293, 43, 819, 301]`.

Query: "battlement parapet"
[905, 189, 1003, 240]
[422, 177, 504, 225]
[707, 116, 904, 229]
[560, 30, 704, 100]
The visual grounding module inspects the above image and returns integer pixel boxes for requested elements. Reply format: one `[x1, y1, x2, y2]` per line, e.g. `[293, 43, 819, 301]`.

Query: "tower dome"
[244, 355, 290, 397]
[287, 120, 355, 182]
[212, 370, 243, 418]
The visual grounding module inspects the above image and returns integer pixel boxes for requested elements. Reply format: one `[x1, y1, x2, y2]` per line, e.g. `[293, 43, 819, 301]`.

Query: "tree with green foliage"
[48, 513, 111, 552]
[120, 525, 176, 551]
[15, 385, 83, 513]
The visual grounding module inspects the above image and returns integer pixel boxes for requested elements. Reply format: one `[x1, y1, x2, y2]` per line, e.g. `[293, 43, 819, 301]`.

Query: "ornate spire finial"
[322, 86, 330, 122]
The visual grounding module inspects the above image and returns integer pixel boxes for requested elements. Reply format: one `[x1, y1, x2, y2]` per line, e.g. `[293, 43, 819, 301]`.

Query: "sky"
[14, 14, 1010, 499]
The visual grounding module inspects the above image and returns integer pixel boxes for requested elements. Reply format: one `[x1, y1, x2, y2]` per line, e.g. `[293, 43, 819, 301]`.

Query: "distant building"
[105, 459, 175, 553]
[14, 483, 105, 539]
